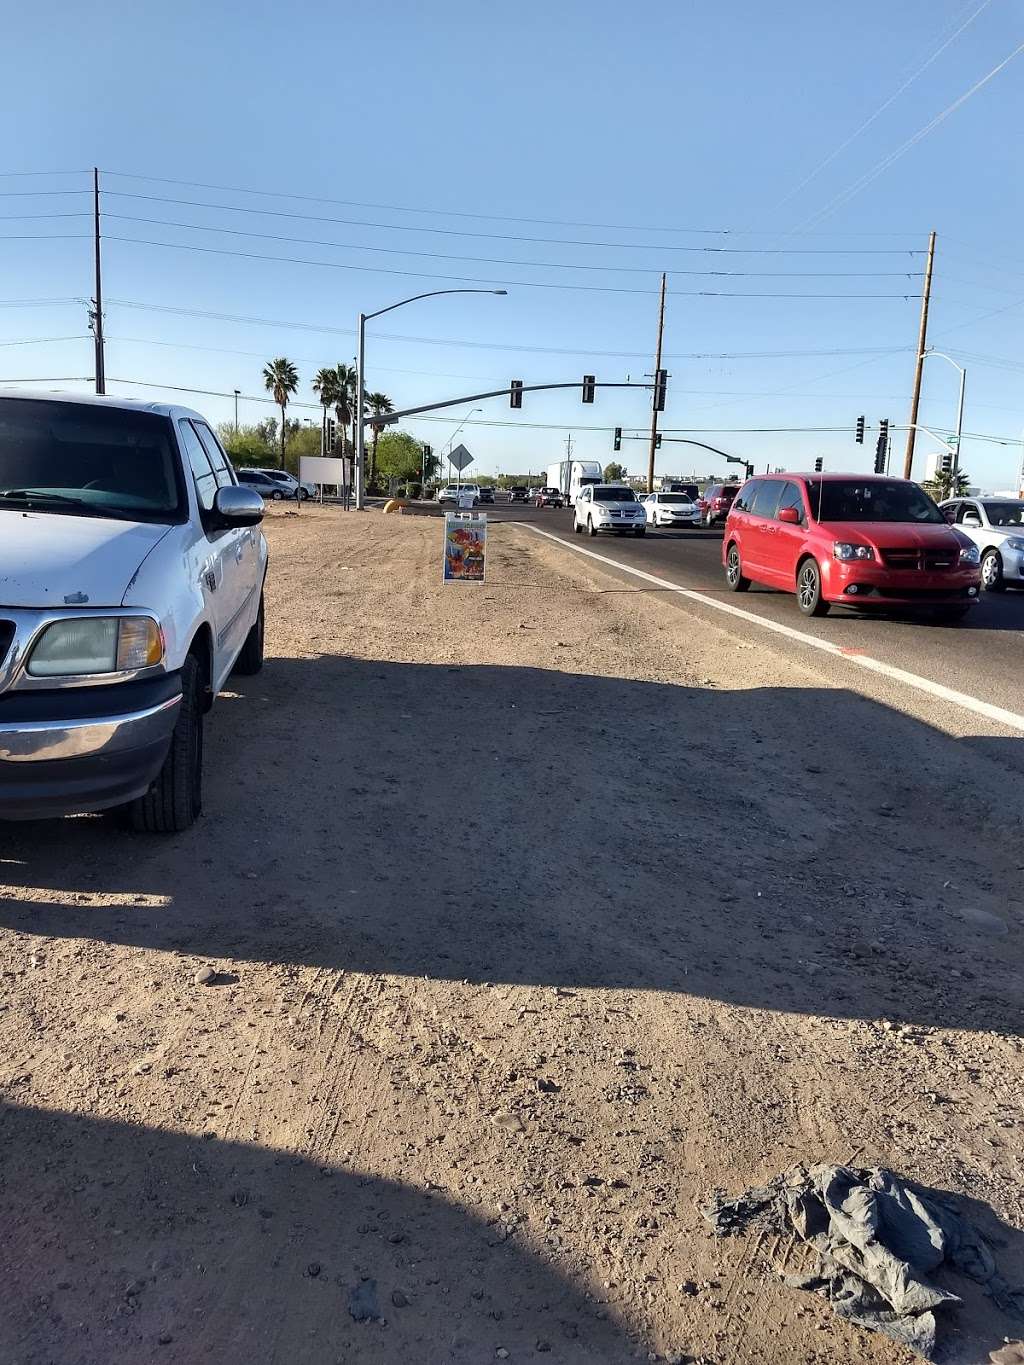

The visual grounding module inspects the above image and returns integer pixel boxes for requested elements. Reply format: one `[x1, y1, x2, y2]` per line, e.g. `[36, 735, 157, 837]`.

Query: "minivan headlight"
[958, 543, 981, 564]
[28, 616, 163, 677]
[834, 542, 874, 561]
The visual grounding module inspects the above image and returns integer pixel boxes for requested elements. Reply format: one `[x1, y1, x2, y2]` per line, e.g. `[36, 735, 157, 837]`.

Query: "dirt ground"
[1, 506, 1022, 1365]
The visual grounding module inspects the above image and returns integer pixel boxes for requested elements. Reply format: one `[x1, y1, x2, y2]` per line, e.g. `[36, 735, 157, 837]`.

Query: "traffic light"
[582, 374, 596, 403]
[653, 369, 668, 412]
[421, 442, 432, 469]
[855, 415, 865, 444]
[814, 457, 823, 473]
[940, 451, 953, 474]
[655, 433, 662, 449]
[326, 417, 336, 452]
[510, 380, 523, 409]
[613, 427, 622, 452]
[874, 418, 889, 474]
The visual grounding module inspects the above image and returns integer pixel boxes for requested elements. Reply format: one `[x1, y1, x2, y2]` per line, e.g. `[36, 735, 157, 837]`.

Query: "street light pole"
[354, 288, 506, 510]
[233, 388, 240, 433]
[444, 407, 482, 486]
[924, 349, 966, 481]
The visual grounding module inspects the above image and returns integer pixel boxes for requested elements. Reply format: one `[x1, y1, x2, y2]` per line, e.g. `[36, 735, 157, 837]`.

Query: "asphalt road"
[423, 498, 1024, 723]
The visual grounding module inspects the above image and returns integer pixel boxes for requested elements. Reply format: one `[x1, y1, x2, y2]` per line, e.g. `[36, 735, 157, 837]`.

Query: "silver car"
[940, 496, 1024, 591]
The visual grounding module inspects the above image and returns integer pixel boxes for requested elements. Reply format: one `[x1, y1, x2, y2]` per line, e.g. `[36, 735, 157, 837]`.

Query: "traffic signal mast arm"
[617, 432, 754, 479]
[369, 380, 658, 427]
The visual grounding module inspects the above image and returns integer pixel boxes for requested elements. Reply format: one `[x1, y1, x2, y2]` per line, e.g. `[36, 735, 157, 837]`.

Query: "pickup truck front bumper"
[0, 673, 181, 819]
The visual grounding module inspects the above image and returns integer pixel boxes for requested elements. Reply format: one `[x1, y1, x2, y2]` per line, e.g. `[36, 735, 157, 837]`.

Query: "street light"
[354, 288, 507, 509]
[444, 407, 482, 486]
[233, 388, 241, 433]
[923, 350, 966, 480]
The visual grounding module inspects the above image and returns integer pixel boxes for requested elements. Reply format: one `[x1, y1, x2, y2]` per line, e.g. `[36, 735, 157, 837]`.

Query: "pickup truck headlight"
[833, 542, 875, 562]
[28, 616, 163, 677]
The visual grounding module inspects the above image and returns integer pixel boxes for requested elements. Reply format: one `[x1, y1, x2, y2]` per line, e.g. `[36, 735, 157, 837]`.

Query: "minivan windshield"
[593, 487, 636, 502]
[806, 479, 944, 524]
[0, 398, 183, 522]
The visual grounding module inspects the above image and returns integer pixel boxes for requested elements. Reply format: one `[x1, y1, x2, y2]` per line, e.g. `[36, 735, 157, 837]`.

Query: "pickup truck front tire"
[125, 654, 203, 833]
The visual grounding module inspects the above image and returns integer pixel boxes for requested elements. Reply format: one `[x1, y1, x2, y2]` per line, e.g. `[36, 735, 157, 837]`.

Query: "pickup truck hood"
[821, 520, 960, 553]
[0, 511, 171, 609]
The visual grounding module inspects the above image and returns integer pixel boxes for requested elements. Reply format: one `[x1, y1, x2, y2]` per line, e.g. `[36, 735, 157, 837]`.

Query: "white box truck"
[546, 460, 603, 506]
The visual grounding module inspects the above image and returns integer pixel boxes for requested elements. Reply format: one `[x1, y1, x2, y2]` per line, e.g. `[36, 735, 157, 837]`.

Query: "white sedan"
[643, 492, 700, 528]
[940, 496, 1024, 592]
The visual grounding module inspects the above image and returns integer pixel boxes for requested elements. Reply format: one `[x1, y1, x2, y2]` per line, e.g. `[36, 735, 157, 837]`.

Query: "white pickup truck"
[0, 392, 268, 831]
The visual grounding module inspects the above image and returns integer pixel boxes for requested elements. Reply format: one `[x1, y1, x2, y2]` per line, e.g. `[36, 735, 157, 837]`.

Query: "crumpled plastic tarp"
[702, 1163, 1024, 1359]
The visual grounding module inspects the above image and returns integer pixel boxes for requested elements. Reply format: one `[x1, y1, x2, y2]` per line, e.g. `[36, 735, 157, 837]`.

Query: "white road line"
[521, 523, 1024, 734]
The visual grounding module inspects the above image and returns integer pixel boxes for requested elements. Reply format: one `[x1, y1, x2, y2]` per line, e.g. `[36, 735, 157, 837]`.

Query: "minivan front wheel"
[725, 543, 750, 592]
[796, 558, 830, 617]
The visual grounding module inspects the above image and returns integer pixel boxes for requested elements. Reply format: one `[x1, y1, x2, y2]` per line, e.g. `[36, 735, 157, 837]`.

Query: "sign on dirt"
[443, 512, 487, 583]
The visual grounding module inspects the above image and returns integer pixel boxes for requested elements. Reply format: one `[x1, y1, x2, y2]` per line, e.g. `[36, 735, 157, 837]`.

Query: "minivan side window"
[732, 481, 759, 513]
[776, 481, 805, 522]
[178, 420, 218, 514]
[749, 478, 785, 519]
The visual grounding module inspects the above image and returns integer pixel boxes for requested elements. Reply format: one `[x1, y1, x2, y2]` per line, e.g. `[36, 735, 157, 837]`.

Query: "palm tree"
[312, 367, 338, 452]
[366, 391, 394, 486]
[923, 467, 971, 501]
[332, 363, 358, 459]
[262, 358, 299, 468]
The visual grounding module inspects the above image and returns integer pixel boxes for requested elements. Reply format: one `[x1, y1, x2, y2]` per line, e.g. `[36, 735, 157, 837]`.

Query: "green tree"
[262, 358, 299, 468]
[284, 423, 322, 475]
[366, 391, 394, 487]
[922, 466, 971, 501]
[312, 367, 338, 451]
[604, 461, 626, 482]
[332, 363, 357, 459]
[375, 430, 424, 484]
[217, 421, 276, 466]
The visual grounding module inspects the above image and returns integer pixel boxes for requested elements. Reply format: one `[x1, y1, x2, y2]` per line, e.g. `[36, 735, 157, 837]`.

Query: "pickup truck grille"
[880, 549, 957, 571]
[0, 621, 14, 670]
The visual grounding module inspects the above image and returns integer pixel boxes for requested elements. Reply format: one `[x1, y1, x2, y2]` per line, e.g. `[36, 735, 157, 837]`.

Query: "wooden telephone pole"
[902, 230, 936, 480]
[92, 167, 106, 395]
[647, 272, 667, 493]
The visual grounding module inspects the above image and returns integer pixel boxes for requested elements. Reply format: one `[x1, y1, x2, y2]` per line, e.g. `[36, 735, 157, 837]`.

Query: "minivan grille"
[0, 621, 14, 670]
[880, 549, 956, 571]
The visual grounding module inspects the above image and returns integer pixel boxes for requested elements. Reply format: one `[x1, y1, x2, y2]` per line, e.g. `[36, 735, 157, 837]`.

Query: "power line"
[796, 37, 1024, 230]
[100, 169, 925, 238]
[0, 297, 84, 308]
[0, 170, 88, 179]
[0, 335, 89, 348]
[106, 297, 912, 361]
[102, 190, 924, 256]
[105, 235, 922, 298]
[0, 189, 89, 199]
[771, 0, 992, 215]
[102, 212, 925, 278]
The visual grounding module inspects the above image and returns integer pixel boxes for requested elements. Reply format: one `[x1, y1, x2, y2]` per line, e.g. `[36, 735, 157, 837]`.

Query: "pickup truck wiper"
[0, 489, 134, 520]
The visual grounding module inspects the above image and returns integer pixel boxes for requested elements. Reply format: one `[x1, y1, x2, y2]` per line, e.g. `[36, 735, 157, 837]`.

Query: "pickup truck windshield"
[806, 479, 944, 524]
[0, 398, 184, 522]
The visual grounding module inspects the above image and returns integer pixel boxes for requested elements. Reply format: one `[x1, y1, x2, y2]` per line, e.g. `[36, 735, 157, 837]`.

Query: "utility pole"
[92, 167, 105, 395]
[233, 388, 240, 432]
[647, 272, 667, 493]
[903, 230, 936, 480]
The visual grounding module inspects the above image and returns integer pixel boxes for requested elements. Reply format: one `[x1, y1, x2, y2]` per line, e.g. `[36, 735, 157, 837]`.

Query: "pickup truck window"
[178, 420, 218, 513]
[193, 421, 235, 489]
[0, 397, 184, 522]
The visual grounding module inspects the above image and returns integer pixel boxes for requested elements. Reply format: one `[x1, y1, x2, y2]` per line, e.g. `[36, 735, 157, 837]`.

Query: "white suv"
[0, 393, 268, 831]
[573, 484, 646, 536]
[940, 497, 1024, 592]
[438, 483, 480, 507]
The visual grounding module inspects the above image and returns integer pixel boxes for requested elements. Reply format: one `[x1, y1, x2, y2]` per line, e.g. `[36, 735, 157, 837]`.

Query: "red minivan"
[721, 473, 981, 621]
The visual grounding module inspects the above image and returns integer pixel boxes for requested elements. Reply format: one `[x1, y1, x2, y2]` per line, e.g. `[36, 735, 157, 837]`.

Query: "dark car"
[535, 487, 564, 507]
[510, 486, 529, 503]
[477, 486, 495, 504]
[662, 481, 700, 500]
[698, 482, 740, 527]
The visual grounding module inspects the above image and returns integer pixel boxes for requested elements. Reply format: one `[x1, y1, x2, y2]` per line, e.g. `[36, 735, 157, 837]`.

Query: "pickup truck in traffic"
[0, 393, 268, 831]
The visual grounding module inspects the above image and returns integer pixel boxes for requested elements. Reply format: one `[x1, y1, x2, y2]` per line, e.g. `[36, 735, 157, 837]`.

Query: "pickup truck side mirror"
[213, 485, 264, 528]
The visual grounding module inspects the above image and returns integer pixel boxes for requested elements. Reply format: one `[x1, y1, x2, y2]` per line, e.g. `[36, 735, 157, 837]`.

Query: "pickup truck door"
[194, 420, 261, 624]
[177, 419, 249, 685]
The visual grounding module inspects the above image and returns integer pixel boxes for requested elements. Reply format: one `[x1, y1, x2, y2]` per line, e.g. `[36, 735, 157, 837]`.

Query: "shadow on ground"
[0, 656, 1021, 1034]
[0, 1100, 633, 1364]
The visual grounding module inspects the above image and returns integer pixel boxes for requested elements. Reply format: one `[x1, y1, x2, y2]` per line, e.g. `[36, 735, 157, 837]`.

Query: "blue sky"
[1, 0, 1022, 487]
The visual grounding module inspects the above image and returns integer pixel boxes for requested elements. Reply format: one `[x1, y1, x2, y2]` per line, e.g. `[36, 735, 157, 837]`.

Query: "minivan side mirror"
[778, 506, 801, 525]
[213, 485, 265, 528]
